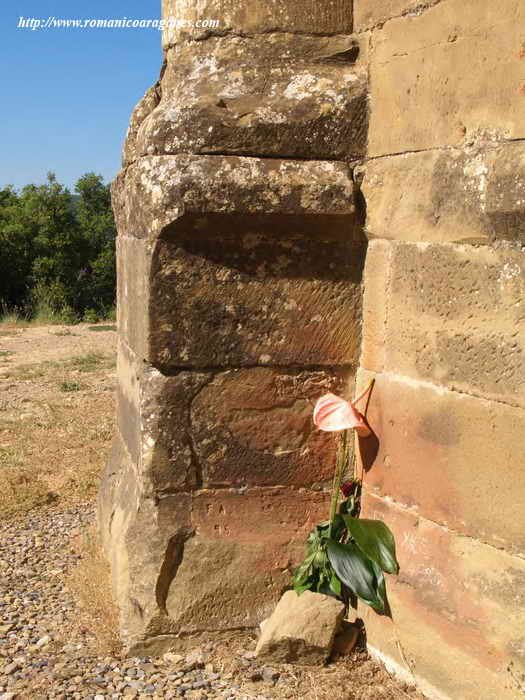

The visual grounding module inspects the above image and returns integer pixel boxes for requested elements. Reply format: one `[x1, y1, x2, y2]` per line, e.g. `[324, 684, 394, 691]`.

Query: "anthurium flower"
[340, 481, 354, 497]
[313, 392, 371, 437]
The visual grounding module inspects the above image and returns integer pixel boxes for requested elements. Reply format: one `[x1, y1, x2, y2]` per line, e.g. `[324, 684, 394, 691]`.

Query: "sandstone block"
[364, 242, 525, 407]
[359, 239, 390, 373]
[191, 368, 349, 488]
[356, 370, 525, 555]
[354, 0, 424, 30]
[255, 590, 345, 664]
[162, 0, 352, 45]
[360, 144, 525, 244]
[131, 35, 367, 162]
[191, 487, 329, 545]
[113, 155, 357, 240]
[116, 340, 210, 493]
[369, 0, 525, 156]
[98, 432, 193, 649]
[166, 488, 330, 631]
[360, 495, 525, 700]
[113, 156, 364, 369]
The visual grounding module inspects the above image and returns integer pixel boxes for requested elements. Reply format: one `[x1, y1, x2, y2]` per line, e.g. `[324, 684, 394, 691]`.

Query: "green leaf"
[329, 572, 342, 598]
[371, 560, 387, 612]
[294, 578, 315, 595]
[327, 539, 385, 612]
[342, 516, 399, 575]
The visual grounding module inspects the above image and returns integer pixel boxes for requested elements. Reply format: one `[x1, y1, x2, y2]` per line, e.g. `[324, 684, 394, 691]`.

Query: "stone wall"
[100, 0, 525, 696]
[99, 0, 368, 655]
[354, 1, 525, 698]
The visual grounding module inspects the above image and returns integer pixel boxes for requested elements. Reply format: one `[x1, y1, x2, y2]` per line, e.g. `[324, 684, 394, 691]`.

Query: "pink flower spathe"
[313, 392, 371, 437]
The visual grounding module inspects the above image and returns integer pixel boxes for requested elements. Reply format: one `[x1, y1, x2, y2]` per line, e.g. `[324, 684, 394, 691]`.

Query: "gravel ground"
[0, 505, 421, 700]
[0, 326, 421, 700]
[0, 505, 278, 700]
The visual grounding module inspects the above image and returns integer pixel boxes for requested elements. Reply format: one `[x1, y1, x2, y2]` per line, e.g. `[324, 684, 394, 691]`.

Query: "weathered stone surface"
[130, 35, 367, 162]
[191, 368, 349, 487]
[122, 84, 160, 166]
[116, 235, 151, 361]
[98, 432, 193, 649]
[362, 242, 525, 408]
[369, 0, 525, 156]
[354, 0, 426, 30]
[485, 142, 525, 244]
[116, 340, 211, 493]
[162, 0, 353, 45]
[360, 494, 525, 700]
[360, 143, 525, 244]
[113, 156, 364, 368]
[191, 487, 329, 544]
[166, 488, 330, 632]
[99, 436, 331, 647]
[113, 155, 357, 239]
[356, 369, 525, 555]
[255, 590, 345, 664]
[359, 239, 390, 374]
[152, 233, 363, 368]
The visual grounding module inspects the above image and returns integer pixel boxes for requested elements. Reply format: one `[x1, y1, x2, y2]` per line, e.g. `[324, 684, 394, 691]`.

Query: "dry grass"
[0, 348, 115, 519]
[67, 524, 122, 656]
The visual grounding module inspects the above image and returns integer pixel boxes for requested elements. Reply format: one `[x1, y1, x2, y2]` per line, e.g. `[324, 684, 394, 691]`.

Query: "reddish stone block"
[360, 494, 525, 700]
[356, 370, 525, 556]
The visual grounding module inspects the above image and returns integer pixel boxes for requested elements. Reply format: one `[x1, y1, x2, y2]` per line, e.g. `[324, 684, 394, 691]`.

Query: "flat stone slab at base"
[255, 590, 345, 665]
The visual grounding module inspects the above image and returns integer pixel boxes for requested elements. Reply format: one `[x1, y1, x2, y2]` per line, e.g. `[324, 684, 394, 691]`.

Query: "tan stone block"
[378, 242, 525, 407]
[354, 0, 423, 31]
[369, 0, 525, 155]
[113, 155, 357, 240]
[192, 487, 329, 545]
[165, 487, 330, 631]
[97, 431, 193, 649]
[255, 590, 345, 664]
[116, 340, 211, 492]
[116, 235, 151, 360]
[136, 35, 366, 162]
[191, 368, 350, 488]
[360, 239, 391, 372]
[112, 156, 364, 368]
[162, 0, 352, 45]
[360, 151, 491, 244]
[150, 233, 364, 368]
[359, 495, 525, 700]
[361, 144, 525, 244]
[355, 370, 525, 555]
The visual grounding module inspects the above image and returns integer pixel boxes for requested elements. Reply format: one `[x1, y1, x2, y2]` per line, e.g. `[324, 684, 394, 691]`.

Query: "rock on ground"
[255, 590, 345, 665]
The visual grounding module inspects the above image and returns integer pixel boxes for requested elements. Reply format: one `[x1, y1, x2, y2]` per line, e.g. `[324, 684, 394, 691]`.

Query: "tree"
[0, 172, 116, 320]
[74, 172, 116, 315]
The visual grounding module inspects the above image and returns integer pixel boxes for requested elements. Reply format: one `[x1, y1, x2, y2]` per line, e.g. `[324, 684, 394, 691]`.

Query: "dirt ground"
[0, 323, 423, 699]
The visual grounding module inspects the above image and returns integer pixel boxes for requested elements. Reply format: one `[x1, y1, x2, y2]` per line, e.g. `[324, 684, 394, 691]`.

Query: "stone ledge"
[112, 155, 357, 240]
[161, 0, 353, 46]
[126, 33, 367, 163]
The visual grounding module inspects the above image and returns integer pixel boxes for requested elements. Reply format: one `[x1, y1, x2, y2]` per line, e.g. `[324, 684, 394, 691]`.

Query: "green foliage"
[0, 172, 116, 320]
[293, 474, 399, 615]
[59, 380, 83, 392]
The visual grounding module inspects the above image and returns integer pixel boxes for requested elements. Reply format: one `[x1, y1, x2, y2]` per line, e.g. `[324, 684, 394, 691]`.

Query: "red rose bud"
[340, 481, 353, 498]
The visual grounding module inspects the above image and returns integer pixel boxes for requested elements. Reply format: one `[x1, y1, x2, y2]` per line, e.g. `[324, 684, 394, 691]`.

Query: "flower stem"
[328, 430, 348, 538]
[352, 378, 375, 408]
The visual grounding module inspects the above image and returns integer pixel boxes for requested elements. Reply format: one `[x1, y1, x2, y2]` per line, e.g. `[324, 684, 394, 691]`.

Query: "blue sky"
[1, 1, 162, 191]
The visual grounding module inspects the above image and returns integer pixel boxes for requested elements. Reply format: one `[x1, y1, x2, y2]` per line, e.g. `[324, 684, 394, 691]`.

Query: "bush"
[83, 308, 99, 323]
